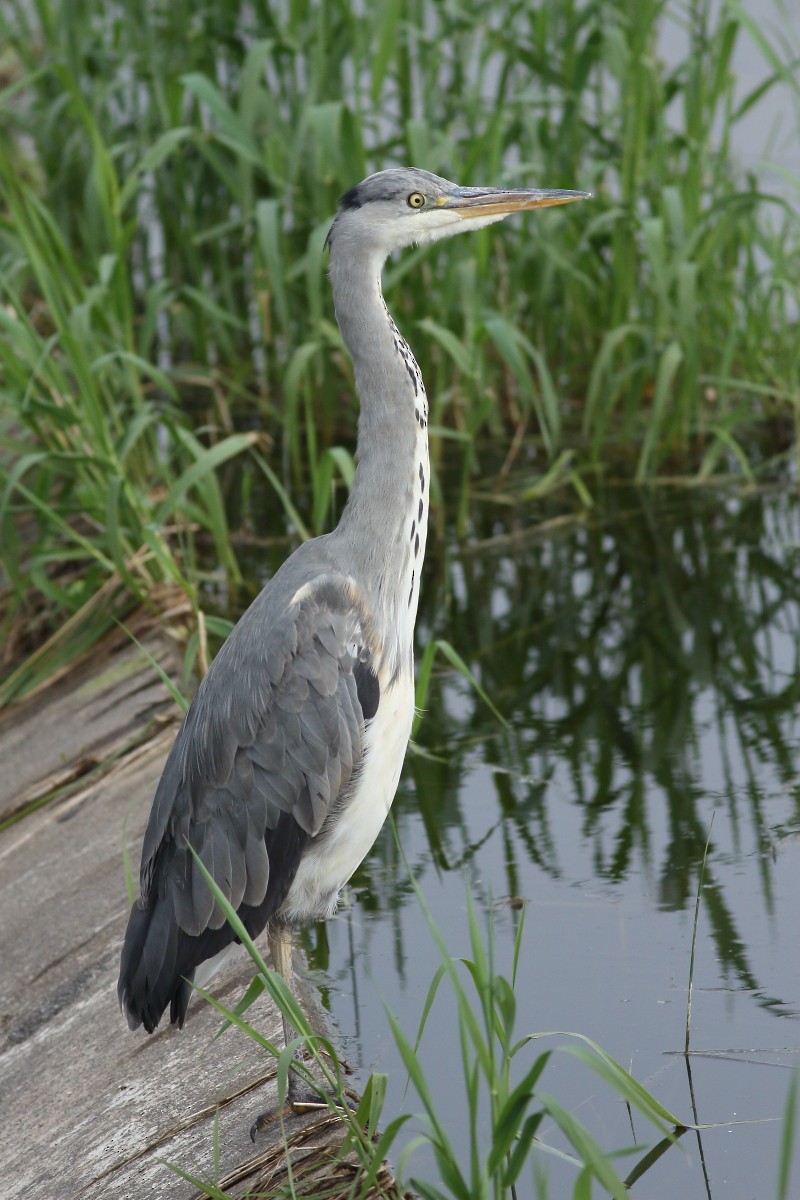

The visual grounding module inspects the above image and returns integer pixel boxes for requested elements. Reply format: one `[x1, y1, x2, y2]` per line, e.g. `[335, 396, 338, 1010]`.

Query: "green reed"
[177, 849, 684, 1198]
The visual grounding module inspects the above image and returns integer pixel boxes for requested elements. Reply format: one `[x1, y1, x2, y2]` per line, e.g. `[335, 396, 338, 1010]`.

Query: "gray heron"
[118, 167, 588, 1119]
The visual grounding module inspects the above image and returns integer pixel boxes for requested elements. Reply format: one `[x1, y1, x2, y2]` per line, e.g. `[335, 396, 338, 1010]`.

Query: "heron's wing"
[138, 573, 379, 939]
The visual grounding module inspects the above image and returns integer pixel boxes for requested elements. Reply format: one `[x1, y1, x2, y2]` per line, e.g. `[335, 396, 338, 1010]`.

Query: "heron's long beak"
[441, 187, 591, 220]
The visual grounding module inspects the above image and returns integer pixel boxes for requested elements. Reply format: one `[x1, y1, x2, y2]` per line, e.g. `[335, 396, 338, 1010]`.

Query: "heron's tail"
[118, 811, 311, 1033]
[117, 898, 234, 1033]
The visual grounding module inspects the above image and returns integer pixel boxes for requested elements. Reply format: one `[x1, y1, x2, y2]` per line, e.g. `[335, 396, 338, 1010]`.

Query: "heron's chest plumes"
[386, 318, 430, 655]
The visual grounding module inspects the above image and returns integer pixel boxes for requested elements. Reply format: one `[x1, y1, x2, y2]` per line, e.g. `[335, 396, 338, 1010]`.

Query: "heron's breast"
[278, 669, 415, 925]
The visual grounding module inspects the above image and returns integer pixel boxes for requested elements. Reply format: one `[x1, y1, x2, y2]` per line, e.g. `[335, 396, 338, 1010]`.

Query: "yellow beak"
[441, 187, 591, 220]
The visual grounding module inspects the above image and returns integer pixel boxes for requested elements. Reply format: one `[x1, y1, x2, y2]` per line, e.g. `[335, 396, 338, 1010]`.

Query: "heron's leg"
[250, 925, 328, 1138]
[268, 924, 293, 1052]
[267, 923, 316, 1107]
[250, 923, 360, 1139]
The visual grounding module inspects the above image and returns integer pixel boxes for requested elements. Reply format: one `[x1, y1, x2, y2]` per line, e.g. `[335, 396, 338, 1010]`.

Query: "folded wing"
[118, 573, 379, 1032]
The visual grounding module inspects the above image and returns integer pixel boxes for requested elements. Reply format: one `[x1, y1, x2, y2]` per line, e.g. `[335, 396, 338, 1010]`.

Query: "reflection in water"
[299, 484, 800, 1196]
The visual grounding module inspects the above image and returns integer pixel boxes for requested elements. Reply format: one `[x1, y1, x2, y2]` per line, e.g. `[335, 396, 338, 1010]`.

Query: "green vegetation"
[1, 0, 799, 695]
[183, 849, 688, 1199]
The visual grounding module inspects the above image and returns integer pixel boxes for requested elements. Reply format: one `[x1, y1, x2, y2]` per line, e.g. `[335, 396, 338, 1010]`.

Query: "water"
[296, 483, 800, 1196]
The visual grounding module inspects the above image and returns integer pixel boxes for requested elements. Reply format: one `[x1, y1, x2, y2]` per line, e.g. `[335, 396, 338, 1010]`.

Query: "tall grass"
[1, 0, 799, 690]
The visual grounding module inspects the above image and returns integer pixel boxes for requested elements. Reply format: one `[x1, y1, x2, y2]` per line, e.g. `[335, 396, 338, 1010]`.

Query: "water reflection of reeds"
[344, 487, 800, 1001]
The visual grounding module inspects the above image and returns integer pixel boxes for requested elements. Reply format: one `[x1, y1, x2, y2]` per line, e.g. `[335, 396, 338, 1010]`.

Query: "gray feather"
[170, 853, 195, 932]
[189, 834, 216, 933]
[136, 570, 379, 939]
[202, 823, 232, 929]
[274, 671, 310, 713]
[242, 833, 269, 905]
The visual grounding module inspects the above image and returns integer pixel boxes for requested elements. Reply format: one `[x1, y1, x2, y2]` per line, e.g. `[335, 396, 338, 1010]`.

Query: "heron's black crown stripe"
[339, 184, 364, 211]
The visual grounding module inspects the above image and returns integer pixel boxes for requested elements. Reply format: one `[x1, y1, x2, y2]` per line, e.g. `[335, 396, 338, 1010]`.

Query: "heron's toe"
[249, 1087, 360, 1140]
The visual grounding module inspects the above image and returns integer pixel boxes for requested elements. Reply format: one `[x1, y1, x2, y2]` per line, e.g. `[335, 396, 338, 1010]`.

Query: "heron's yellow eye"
[407, 192, 426, 209]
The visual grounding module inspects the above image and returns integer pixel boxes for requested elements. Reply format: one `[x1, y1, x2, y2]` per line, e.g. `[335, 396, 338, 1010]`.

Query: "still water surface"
[294, 484, 800, 1197]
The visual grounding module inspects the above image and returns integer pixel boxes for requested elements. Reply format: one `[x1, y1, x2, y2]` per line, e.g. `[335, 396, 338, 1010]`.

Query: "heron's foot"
[250, 1086, 360, 1140]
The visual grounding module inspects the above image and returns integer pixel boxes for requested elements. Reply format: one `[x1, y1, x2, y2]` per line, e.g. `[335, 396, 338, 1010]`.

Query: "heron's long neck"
[329, 250, 430, 677]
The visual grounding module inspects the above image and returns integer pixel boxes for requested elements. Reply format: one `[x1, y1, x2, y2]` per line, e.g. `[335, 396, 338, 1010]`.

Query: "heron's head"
[325, 167, 590, 261]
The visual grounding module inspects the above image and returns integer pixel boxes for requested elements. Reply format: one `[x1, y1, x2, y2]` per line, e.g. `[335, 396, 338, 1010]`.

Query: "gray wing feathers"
[139, 573, 374, 939]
